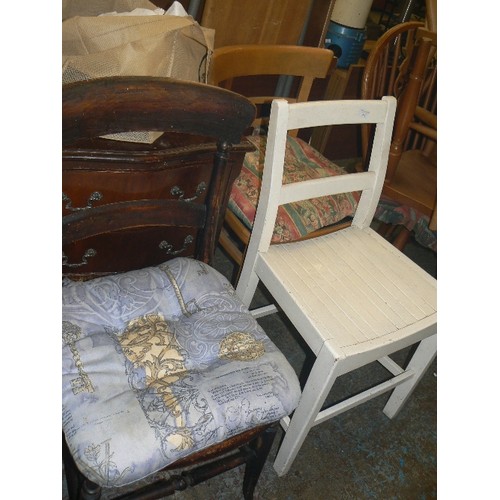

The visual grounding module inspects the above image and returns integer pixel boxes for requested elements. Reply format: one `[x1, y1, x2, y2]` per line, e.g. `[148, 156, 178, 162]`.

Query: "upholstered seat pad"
[62, 257, 300, 488]
[375, 195, 437, 251]
[228, 135, 359, 243]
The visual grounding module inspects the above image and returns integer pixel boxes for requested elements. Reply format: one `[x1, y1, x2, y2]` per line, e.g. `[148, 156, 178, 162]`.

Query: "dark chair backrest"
[63, 76, 255, 279]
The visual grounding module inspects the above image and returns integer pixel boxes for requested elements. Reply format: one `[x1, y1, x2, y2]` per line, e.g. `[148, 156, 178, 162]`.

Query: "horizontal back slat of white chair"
[277, 97, 396, 226]
[279, 171, 374, 205]
[286, 99, 392, 130]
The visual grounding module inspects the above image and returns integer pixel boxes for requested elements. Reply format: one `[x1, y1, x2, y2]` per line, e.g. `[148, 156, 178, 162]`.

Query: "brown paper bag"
[62, 15, 214, 85]
[62, 3, 215, 142]
[62, 0, 164, 21]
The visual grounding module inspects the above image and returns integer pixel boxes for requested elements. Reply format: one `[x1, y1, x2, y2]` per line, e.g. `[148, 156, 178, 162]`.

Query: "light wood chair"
[209, 44, 335, 136]
[361, 22, 437, 251]
[235, 96, 437, 476]
[210, 44, 359, 282]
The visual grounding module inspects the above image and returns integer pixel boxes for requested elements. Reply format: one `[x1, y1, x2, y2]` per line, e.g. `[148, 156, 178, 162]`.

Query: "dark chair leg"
[63, 445, 80, 499]
[80, 479, 102, 500]
[378, 221, 399, 240]
[392, 226, 412, 250]
[63, 435, 102, 500]
[299, 348, 316, 390]
[242, 425, 277, 500]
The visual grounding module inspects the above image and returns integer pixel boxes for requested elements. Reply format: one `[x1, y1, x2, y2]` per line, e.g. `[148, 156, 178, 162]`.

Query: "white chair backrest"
[250, 97, 396, 254]
[236, 97, 396, 302]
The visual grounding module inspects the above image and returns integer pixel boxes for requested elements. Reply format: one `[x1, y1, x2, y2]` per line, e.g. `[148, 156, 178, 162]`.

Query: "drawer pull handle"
[170, 182, 206, 202]
[62, 249, 97, 268]
[63, 192, 103, 211]
[159, 235, 194, 256]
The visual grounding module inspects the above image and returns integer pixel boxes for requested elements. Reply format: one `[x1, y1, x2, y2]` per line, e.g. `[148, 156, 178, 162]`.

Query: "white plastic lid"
[330, 0, 373, 29]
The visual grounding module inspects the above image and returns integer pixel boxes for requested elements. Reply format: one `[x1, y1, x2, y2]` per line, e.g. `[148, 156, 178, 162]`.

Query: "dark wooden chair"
[208, 44, 359, 283]
[361, 22, 437, 251]
[62, 76, 301, 499]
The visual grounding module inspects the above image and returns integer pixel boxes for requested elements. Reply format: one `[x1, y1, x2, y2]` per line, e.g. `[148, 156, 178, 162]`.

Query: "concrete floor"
[63, 235, 436, 499]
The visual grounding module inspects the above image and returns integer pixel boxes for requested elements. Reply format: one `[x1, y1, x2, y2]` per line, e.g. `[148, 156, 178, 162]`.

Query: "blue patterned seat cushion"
[62, 257, 300, 488]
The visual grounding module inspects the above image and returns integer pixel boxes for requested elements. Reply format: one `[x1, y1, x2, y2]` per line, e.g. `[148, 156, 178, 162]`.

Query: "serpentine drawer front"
[62, 134, 252, 278]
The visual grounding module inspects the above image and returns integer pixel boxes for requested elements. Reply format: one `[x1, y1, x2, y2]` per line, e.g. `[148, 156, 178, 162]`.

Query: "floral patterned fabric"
[62, 257, 300, 488]
[228, 135, 359, 243]
[375, 195, 437, 251]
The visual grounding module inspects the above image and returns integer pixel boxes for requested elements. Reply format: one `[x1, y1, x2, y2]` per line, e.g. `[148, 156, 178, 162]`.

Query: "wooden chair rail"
[63, 76, 255, 146]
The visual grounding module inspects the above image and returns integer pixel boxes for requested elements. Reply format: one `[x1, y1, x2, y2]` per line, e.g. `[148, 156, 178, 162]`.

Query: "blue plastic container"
[325, 21, 366, 69]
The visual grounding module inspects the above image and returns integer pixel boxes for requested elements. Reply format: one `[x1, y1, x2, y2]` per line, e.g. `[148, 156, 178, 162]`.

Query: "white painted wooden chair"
[235, 96, 437, 476]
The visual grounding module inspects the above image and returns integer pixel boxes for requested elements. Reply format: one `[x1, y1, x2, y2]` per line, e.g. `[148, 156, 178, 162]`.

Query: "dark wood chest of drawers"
[63, 134, 252, 279]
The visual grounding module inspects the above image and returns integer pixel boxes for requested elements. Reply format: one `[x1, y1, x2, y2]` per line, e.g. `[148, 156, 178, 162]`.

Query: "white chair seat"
[258, 226, 436, 359]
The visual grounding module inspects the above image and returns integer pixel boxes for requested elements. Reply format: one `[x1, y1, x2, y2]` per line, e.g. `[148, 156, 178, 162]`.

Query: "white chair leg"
[383, 333, 437, 419]
[273, 342, 342, 476]
[236, 268, 261, 308]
